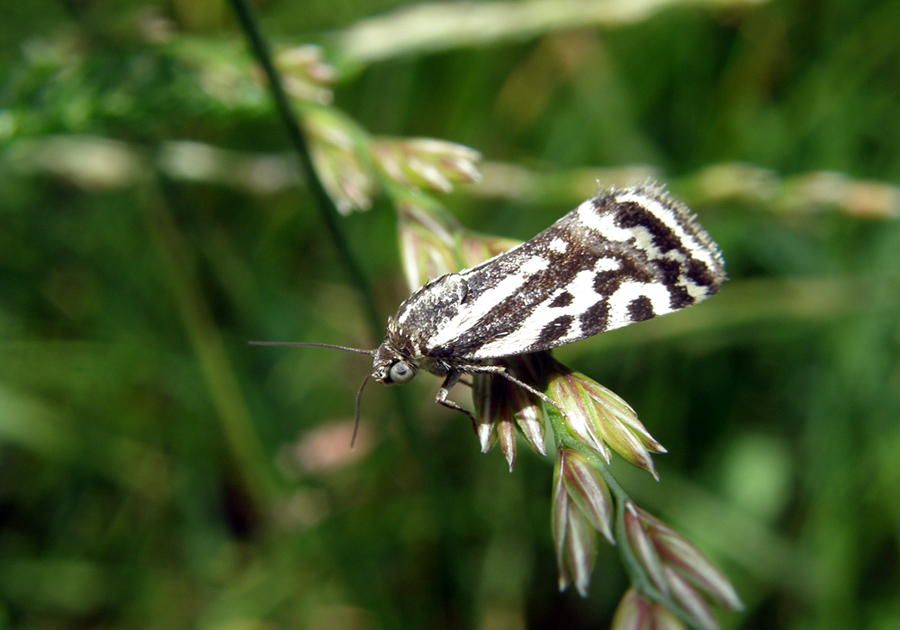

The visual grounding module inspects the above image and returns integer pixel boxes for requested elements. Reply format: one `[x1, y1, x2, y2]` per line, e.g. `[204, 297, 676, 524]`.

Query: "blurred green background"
[2, 0, 900, 628]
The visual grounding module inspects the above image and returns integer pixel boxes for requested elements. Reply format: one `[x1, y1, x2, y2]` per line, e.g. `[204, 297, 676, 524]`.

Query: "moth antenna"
[352, 374, 372, 448]
[249, 340, 375, 447]
[248, 341, 375, 355]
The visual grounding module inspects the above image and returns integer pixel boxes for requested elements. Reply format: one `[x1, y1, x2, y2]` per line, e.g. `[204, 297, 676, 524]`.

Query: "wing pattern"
[389, 183, 725, 363]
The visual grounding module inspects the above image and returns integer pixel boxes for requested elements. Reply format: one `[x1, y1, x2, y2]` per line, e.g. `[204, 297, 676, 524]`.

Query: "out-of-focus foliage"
[1, 1, 900, 629]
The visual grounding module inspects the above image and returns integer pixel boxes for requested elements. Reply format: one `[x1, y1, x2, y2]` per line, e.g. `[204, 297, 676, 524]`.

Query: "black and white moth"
[254, 182, 725, 427]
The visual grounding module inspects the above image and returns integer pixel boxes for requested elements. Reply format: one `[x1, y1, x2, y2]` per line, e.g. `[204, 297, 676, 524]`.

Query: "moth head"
[372, 343, 418, 385]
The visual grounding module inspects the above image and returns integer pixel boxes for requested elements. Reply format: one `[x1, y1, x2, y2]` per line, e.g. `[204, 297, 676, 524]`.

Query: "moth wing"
[385, 273, 470, 358]
[422, 183, 725, 361]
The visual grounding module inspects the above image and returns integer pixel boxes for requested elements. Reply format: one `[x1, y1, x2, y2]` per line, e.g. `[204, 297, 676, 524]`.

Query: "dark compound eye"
[389, 360, 415, 384]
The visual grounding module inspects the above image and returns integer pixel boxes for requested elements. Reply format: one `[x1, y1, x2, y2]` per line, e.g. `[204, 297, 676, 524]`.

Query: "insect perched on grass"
[252, 182, 726, 436]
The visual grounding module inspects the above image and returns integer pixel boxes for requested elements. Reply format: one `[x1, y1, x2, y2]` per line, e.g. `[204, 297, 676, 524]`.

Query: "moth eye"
[389, 361, 415, 384]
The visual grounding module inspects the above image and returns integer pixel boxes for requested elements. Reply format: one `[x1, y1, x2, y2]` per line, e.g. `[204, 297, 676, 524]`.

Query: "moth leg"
[465, 364, 570, 422]
[435, 371, 477, 424]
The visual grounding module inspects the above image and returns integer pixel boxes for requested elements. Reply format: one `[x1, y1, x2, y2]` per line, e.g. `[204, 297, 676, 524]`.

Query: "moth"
[253, 182, 726, 432]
